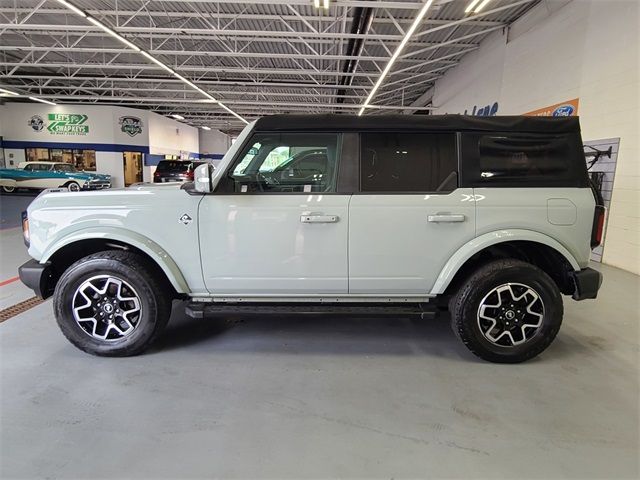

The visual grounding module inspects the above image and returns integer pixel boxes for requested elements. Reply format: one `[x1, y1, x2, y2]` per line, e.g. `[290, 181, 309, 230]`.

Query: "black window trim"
[355, 130, 461, 195]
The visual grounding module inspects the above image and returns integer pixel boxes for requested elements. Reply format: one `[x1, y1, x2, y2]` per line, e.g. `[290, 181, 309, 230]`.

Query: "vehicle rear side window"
[479, 134, 570, 179]
[360, 133, 458, 193]
[156, 161, 188, 172]
[461, 132, 588, 187]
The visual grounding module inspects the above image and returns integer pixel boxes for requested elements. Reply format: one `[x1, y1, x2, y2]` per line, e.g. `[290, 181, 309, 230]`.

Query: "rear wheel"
[449, 259, 563, 363]
[2, 185, 15, 193]
[53, 250, 172, 356]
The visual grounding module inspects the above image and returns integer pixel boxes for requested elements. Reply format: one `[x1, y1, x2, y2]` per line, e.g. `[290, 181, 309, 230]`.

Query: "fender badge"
[179, 214, 192, 225]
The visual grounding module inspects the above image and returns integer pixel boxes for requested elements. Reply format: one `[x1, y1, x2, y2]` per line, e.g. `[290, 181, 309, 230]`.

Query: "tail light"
[187, 170, 195, 180]
[591, 205, 606, 249]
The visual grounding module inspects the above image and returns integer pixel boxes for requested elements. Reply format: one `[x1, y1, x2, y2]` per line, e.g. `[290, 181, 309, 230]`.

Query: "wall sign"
[524, 98, 579, 117]
[28, 115, 45, 132]
[119, 116, 143, 137]
[47, 113, 89, 135]
[464, 102, 499, 116]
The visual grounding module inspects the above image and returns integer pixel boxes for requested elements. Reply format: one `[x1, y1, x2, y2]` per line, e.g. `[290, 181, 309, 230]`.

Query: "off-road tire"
[53, 250, 172, 356]
[449, 259, 563, 363]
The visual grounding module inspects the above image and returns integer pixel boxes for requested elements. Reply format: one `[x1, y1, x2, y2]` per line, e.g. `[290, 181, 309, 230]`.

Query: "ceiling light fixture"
[473, 0, 492, 13]
[313, 0, 329, 9]
[56, 0, 86, 17]
[87, 17, 141, 52]
[0, 87, 19, 96]
[171, 114, 185, 120]
[358, 0, 435, 116]
[201, 126, 211, 131]
[29, 96, 57, 106]
[55, 0, 247, 124]
[464, 0, 482, 13]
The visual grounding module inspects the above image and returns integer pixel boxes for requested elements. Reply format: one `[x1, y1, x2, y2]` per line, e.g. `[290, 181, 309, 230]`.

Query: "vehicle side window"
[460, 132, 588, 187]
[360, 133, 458, 193]
[55, 163, 73, 172]
[478, 134, 570, 179]
[226, 133, 340, 193]
[23, 164, 33, 171]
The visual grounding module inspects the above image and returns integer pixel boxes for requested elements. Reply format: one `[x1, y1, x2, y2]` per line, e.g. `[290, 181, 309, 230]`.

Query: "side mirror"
[194, 163, 215, 193]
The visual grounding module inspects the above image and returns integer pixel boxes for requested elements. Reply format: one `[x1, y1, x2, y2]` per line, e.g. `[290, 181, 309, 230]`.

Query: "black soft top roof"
[253, 114, 580, 134]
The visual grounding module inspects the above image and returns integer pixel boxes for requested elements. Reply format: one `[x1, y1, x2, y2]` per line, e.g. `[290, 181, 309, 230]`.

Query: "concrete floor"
[1, 195, 638, 478]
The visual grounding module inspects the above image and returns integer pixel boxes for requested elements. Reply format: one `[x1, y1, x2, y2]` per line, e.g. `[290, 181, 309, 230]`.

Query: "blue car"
[0, 161, 111, 193]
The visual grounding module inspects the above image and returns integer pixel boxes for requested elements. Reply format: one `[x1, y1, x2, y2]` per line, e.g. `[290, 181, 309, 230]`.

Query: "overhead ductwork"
[335, 5, 375, 105]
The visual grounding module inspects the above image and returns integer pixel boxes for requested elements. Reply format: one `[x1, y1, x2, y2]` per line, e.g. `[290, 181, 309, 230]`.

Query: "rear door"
[348, 131, 476, 295]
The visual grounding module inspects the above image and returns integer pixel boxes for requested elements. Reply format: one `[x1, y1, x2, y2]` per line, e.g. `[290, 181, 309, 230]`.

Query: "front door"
[199, 132, 350, 295]
[349, 132, 476, 295]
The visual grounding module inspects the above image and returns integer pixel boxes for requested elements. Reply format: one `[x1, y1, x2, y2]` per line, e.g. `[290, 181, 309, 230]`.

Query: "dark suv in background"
[153, 160, 205, 183]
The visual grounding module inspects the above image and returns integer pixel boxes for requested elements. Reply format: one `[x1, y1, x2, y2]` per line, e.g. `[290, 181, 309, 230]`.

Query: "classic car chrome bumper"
[83, 181, 111, 190]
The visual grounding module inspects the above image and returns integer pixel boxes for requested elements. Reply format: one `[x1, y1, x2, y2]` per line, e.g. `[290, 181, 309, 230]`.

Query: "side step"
[185, 302, 440, 320]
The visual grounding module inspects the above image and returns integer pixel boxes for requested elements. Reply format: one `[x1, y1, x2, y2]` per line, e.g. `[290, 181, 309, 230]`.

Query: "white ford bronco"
[19, 115, 604, 363]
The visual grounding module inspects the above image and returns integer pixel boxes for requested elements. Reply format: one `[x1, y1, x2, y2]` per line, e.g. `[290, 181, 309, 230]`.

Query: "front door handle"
[428, 214, 466, 223]
[301, 213, 339, 223]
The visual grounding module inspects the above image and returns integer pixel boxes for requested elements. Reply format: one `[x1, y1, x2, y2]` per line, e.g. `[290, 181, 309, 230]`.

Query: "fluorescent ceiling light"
[358, 0, 435, 116]
[313, 0, 320, 7]
[465, 0, 482, 13]
[323, 0, 330, 9]
[201, 126, 211, 131]
[473, 0, 492, 13]
[56, 0, 86, 17]
[29, 96, 57, 106]
[0, 87, 19, 96]
[171, 114, 185, 120]
[55, 0, 248, 124]
[87, 16, 140, 51]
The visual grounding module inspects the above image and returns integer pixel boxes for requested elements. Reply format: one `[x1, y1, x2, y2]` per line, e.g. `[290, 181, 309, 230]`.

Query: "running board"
[185, 302, 439, 320]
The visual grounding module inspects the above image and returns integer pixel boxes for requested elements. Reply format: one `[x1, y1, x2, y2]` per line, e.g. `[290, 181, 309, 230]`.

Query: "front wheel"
[65, 181, 80, 192]
[53, 251, 172, 356]
[449, 259, 563, 363]
[2, 185, 15, 194]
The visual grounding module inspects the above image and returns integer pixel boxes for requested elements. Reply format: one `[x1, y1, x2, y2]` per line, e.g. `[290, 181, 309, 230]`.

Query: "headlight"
[21, 211, 30, 247]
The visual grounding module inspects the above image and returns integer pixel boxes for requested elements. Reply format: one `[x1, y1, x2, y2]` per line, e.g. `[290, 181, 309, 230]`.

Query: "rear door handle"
[301, 214, 339, 223]
[428, 214, 466, 223]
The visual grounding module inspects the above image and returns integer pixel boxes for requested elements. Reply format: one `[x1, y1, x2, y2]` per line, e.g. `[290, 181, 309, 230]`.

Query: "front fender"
[430, 229, 581, 295]
[40, 226, 190, 293]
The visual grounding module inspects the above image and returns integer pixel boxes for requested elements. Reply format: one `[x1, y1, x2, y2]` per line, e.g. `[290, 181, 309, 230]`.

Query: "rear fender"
[430, 229, 581, 295]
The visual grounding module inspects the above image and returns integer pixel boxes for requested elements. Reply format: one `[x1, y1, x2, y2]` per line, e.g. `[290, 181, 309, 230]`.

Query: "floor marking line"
[0, 296, 45, 323]
[0, 276, 20, 287]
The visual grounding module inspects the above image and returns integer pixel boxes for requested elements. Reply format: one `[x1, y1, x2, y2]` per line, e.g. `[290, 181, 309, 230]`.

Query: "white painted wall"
[432, 0, 640, 274]
[0, 103, 221, 187]
[147, 114, 199, 157]
[199, 129, 231, 157]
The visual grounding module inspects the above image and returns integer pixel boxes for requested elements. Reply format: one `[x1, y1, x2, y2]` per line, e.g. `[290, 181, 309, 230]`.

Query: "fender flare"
[430, 229, 581, 295]
[41, 226, 190, 293]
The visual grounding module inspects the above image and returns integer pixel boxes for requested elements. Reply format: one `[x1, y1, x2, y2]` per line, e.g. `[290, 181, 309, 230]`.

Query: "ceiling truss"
[0, 0, 538, 133]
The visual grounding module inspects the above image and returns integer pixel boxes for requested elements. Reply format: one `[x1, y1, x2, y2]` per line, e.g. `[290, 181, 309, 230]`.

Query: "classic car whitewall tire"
[449, 259, 563, 363]
[65, 181, 81, 192]
[1, 185, 15, 193]
[53, 250, 172, 356]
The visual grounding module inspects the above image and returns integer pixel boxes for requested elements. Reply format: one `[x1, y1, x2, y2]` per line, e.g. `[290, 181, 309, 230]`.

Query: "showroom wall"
[0, 103, 229, 187]
[432, 0, 639, 274]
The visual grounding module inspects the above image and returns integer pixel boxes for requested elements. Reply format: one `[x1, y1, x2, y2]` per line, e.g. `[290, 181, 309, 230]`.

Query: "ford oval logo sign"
[552, 105, 575, 117]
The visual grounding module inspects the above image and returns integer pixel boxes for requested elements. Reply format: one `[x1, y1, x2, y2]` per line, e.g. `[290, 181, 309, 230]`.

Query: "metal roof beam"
[0, 8, 505, 28]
